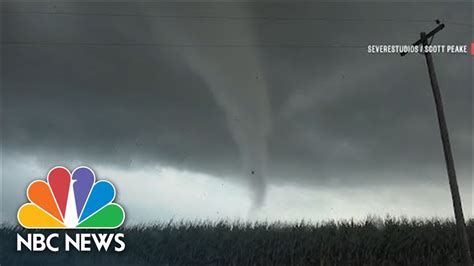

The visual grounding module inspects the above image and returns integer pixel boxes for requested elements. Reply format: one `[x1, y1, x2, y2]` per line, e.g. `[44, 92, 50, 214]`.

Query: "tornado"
[149, 5, 271, 208]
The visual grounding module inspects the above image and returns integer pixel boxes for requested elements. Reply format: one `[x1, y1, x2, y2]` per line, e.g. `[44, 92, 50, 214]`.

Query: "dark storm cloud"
[2, 2, 472, 189]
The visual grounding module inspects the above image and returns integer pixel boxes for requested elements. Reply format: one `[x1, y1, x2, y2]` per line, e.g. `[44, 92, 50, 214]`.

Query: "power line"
[400, 24, 472, 266]
[2, 41, 367, 49]
[2, 11, 471, 27]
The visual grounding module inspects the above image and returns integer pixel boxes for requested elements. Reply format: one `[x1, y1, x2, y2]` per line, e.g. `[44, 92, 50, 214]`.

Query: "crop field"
[1, 217, 473, 265]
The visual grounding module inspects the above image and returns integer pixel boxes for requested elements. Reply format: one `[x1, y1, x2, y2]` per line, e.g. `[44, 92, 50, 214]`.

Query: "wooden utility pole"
[402, 22, 472, 266]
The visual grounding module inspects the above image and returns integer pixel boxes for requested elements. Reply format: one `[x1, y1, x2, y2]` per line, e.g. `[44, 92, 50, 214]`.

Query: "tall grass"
[1, 217, 473, 265]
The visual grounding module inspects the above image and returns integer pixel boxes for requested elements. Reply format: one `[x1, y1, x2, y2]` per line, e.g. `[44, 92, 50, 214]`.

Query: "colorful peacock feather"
[17, 166, 125, 229]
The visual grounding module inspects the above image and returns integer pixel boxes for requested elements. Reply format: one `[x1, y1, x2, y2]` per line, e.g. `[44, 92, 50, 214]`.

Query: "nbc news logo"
[16, 166, 126, 252]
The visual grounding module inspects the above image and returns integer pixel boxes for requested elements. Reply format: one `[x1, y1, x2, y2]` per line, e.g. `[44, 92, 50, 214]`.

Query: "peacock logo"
[17, 166, 125, 229]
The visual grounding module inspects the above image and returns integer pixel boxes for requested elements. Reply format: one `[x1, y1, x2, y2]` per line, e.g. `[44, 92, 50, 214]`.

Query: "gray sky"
[1, 2, 472, 224]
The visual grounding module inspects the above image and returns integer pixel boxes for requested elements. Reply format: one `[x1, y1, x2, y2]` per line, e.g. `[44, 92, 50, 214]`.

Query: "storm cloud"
[1, 2, 472, 220]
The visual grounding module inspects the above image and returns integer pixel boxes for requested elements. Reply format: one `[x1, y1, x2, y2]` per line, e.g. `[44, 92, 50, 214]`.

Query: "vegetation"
[1, 217, 473, 265]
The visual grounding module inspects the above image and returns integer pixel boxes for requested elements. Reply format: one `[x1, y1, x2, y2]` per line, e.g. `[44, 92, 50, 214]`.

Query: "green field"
[1, 217, 473, 265]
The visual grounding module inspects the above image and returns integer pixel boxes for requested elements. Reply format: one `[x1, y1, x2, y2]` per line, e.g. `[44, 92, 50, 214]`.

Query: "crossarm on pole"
[400, 23, 445, 56]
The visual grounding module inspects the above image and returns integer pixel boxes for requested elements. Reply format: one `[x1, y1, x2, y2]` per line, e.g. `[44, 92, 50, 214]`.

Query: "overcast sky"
[1, 2, 472, 224]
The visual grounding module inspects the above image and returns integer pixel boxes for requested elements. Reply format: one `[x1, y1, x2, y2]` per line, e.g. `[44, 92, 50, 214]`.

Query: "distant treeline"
[1, 217, 473, 265]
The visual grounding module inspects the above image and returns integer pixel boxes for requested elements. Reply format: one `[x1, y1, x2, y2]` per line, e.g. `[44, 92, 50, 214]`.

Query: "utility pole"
[401, 22, 472, 266]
